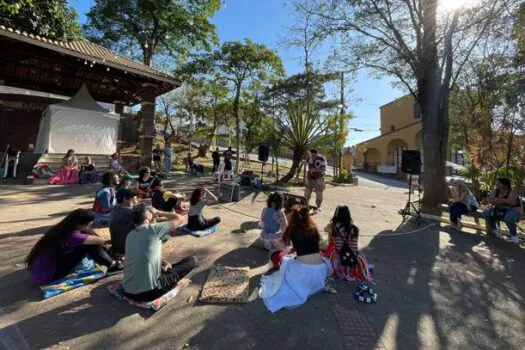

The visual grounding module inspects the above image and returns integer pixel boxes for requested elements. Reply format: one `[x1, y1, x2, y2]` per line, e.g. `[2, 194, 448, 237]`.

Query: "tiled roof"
[0, 26, 179, 85]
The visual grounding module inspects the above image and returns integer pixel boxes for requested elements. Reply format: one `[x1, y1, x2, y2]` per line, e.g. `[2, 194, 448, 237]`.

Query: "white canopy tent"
[35, 85, 119, 154]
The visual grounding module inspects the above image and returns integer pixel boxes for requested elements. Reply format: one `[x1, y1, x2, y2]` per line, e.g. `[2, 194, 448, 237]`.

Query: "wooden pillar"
[139, 90, 156, 167]
[114, 102, 125, 150]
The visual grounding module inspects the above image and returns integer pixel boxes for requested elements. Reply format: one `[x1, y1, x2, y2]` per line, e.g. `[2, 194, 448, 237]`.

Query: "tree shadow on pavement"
[361, 218, 525, 350]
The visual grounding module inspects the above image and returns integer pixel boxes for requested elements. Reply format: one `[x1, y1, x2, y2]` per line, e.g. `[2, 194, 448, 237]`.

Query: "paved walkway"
[0, 174, 524, 349]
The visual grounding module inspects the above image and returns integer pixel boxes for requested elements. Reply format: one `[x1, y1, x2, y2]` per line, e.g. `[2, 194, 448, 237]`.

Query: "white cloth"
[259, 255, 331, 313]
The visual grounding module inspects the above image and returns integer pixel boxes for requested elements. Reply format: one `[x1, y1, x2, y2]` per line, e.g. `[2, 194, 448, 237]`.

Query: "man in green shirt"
[123, 203, 198, 302]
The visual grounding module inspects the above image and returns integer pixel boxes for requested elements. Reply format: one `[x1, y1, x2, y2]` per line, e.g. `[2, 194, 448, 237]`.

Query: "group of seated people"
[27, 169, 222, 303]
[448, 177, 522, 244]
[256, 192, 364, 312]
[49, 149, 128, 185]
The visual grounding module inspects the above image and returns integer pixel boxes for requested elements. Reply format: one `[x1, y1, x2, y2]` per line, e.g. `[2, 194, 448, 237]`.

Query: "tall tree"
[295, 0, 521, 210]
[0, 0, 81, 40]
[84, 0, 221, 66]
[177, 39, 285, 173]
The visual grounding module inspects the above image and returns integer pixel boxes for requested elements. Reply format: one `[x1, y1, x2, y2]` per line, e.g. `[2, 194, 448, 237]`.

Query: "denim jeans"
[483, 207, 520, 236]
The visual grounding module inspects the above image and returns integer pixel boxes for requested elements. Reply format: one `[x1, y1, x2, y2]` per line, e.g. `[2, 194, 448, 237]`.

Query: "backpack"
[333, 223, 357, 268]
[92, 187, 114, 214]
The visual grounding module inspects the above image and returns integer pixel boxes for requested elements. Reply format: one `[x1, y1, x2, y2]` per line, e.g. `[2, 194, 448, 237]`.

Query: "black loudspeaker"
[401, 150, 421, 174]
[258, 145, 270, 162]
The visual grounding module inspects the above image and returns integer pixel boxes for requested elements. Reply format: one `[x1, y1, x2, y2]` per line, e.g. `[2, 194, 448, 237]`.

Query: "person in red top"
[303, 149, 327, 212]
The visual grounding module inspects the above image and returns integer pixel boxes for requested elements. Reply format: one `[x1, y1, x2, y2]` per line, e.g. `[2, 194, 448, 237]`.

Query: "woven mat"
[199, 265, 250, 304]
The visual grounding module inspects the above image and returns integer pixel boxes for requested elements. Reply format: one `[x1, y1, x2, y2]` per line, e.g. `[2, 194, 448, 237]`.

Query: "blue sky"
[71, 0, 405, 146]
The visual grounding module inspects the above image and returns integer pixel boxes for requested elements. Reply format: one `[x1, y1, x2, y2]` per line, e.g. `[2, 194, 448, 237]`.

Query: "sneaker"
[493, 229, 502, 239]
[510, 235, 519, 244]
[107, 261, 124, 275]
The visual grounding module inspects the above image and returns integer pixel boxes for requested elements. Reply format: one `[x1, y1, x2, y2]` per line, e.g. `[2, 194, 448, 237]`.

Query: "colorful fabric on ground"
[107, 283, 184, 311]
[323, 242, 373, 282]
[178, 224, 217, 237]
[40, 267, 106, 299]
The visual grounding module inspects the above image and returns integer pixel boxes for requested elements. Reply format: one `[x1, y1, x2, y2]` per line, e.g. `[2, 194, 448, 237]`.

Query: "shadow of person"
[0, 281, 152, 349]
[186, 247, 343, 349]
[231, 220, 260, 235]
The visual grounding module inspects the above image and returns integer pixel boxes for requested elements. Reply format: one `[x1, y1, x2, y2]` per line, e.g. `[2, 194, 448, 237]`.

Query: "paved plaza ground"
[1, 173, 525, 349]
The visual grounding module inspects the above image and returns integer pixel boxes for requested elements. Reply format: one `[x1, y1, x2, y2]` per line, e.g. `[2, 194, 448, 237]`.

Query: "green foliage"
[334, 168, 352, 184]
[0, 0, 31, 14]
[0, 0, 81, 41]
[176, 39, 284, 172]
[84, 0, 220, 65]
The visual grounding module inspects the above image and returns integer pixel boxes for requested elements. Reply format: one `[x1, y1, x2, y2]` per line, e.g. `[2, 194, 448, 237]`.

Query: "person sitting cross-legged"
[150, 178, 188, 213]
[483, 177, 522, 244]
[26, 209, 122, 286]
[187, 187, 221, 231]
[109, 189, 138, 257]
[92, 171, 119, 225]
[123, 203, 198, 302]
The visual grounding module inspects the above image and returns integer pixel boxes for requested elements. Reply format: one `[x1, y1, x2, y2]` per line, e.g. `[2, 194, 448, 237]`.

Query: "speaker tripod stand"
[399, 173, 427, 226]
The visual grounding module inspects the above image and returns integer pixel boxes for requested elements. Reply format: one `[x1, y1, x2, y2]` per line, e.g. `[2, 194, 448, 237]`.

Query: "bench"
[423, 203, 524, 238]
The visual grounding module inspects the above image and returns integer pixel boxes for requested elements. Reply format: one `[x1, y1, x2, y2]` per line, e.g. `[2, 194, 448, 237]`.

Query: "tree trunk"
[279, 157, 301, 184]
[233, 83, 242, 174]
[419, 0, 448, 212]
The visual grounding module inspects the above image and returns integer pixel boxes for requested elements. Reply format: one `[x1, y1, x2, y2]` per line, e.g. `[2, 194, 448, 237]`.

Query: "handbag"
[334, 223, 357, 268]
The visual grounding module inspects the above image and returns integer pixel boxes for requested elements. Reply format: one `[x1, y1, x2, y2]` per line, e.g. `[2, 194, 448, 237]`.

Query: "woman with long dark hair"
[187, 187, 221, 230]
[134, 167, 154, 198]
[483, 177, 522, 244]
[49, 149, 79, 185]
[26, 209, 121, 286]
[323, 205, 371, 282]
[259, 206, 331, 313]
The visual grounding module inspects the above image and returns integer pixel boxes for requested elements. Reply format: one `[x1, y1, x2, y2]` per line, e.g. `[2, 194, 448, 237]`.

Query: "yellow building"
[355, 94, 423, 174]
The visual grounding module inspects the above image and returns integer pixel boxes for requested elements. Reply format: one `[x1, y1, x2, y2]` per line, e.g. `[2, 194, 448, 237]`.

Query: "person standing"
[152, 143, 163, 174]
[163, 140, 172, 175]
[303, 149, 327, 213]
[212, 147, 221, 174]
[223, 146, 234, 173]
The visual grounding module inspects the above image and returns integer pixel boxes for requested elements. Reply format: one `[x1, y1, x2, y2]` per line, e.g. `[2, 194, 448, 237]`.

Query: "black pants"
[212, 162, 220, 174]
[187, 215, 221, 231]
[124, 256, 199, 302]
[162, 197, 180, 212]
[53, 245, 115, 280]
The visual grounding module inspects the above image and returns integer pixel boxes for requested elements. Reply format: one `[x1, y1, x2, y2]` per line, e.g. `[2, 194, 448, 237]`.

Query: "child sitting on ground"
[187, 187, 221, 231]
[257, 192, 288, 251]
[151, 178, 189, 214]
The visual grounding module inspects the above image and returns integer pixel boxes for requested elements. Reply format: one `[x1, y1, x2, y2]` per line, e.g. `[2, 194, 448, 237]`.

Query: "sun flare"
[439, 0, 475, 12]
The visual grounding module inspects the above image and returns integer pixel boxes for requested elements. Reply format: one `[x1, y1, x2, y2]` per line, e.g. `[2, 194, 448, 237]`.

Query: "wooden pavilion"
[0, 25, 181, 166]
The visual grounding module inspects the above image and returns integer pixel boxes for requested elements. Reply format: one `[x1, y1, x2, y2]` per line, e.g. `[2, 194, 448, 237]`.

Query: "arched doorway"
[364, 148, 381, 173]
[387, 139, 408, 172]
